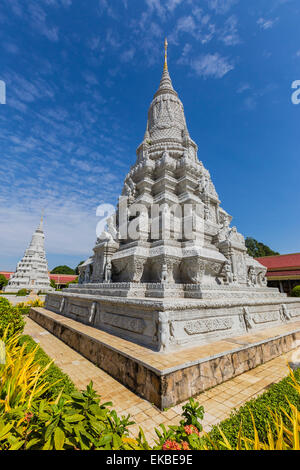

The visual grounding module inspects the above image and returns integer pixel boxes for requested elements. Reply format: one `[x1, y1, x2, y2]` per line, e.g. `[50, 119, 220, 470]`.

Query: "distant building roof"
[0, 271, 77, 284]
[256, 253, 300, 281]
[50, 274, 78, 283]
[0, 272, 13, 280]
[256, 253, 300, 271]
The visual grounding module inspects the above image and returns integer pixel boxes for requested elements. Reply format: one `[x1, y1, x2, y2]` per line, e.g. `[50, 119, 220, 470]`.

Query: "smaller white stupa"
[5, 214, 53, 293]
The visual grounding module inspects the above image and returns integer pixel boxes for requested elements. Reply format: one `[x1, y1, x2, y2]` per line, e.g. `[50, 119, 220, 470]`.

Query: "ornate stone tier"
[67, 282, 284, 300]
[45, 291, 300, 352]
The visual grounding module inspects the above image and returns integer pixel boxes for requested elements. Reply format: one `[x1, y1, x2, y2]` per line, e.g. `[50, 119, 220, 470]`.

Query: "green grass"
[207, 367, 300, 449]
[19, 334, 77, 398]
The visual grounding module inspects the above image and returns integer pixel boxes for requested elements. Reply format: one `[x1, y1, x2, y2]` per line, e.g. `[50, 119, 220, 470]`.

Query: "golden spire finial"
[41, 209, 44, 223]
[164, 38, 168, 70]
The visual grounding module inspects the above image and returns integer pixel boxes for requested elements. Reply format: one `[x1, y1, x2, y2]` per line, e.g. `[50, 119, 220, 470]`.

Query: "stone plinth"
[30, 306, 300, 409]
[45, 291, 300, 352]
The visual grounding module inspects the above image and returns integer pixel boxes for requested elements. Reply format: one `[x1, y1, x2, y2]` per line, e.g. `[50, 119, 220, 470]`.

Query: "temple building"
[44, 39, 300, 350]
[257, 253, 300, 295]
[4, 216, 52, 293]
[32, 40, 300, 409]
[1, 272, 77, 290]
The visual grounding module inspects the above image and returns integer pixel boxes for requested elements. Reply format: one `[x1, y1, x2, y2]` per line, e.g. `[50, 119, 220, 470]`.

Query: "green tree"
[245, 237, 280, 258]
[0, 274, 8, 290]
[50, 279, 56, 289]
[50, 266, 75, 275]
[75, 261, 84, 275]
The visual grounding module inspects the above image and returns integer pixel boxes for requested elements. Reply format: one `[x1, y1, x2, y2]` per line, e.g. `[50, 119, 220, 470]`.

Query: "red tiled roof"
[0, 272, 77, 284]
[50, 274, 77, 283]
[266, 270, 300, 278]
[0, 271, 13, 280]
[256, 253, 300, 270]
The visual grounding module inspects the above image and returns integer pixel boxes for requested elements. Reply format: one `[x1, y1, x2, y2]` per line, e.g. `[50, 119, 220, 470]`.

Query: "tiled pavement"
[24, 316, 299, 445]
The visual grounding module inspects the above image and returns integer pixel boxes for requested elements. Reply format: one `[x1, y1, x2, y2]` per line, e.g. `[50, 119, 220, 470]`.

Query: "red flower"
[162, 440, 182, 450]
[181, 441, 190, 450]
[24, 412, 33, 423]
[184, 424, 200, 436]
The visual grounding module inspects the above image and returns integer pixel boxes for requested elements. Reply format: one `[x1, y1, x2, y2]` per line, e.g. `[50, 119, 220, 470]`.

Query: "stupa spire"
[164, 37, 168, 71]
[37, 209, 44, 232]
[155, 38, 176, 97]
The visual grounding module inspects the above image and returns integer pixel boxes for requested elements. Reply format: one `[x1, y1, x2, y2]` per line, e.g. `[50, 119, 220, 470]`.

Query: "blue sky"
[0, 0, 299, 271]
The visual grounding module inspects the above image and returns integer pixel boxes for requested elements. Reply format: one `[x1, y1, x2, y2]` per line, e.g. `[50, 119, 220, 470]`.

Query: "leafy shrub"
[0, 331, 54, 413]
[0, 297, 11, 309]
[0, 382, 140, 450]
[0, 332, 141, 450]
[0, 299, 25, 339]
[0, 292, 18, 295]
[203, 369, 300, 450]
[206, 368, 300, 449]
[15, 298, 45, 316]
[150, 398, 204, 450]
[66, 278, 78, 287]
[17, 289, 29, 297]
[19, 335, 76, 398]
[0, 274, 8, 289]
[291, 286, 300, 297]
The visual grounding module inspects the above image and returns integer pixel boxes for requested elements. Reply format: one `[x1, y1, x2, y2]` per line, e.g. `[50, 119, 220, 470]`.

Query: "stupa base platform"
[44, 291, 300, 352]
[30, 306, 300, 409]
[67, 282, 284, 300]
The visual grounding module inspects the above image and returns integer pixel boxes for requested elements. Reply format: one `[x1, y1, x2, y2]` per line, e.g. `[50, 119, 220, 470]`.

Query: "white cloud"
[207, 0, 238, 14]
[28, 2, 59, 41]
[177, 15, 196, 34]
[191, 53, 234, 78]
[82, 71, 99, 86]
[120, 47, 136, 63]
[244, 96, 257, 110]
[220, 15, 240, 45]
[167, 0, 183, 11]
[2, 42, 19, 54]
[257, 17, 279, 30]
[237, 83, 251, 93]
[177, 43, 192, 64]
[145, 0, 165, 17]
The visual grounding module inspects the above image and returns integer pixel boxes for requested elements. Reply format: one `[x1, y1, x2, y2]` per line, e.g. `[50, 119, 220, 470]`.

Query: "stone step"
[30, 307, 300, 409]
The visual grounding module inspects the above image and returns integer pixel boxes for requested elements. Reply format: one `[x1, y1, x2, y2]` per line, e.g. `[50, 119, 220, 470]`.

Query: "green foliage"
[0, 382, 137, 450]
[291, 286, 300, 297]
[50, 279, 56, 289]
[17, 289, 30, 297]
[180, 397, 204, 431]
[50, 266, 75, 275]
[152, 398, 205, 450]
[206, 368, 300, 449]
[19, 335, 76, 398]
[14, 304, 31, 315]
[66, 278, 78, 287]
[0, 333, 140, 450]
[0, 292, 18, 295]
[0, 298, 25, 339]
[75, 261, 85, 275]
[0, 274, 8, 289]
[245, 237, 279, 258]
[0, 297, 11, 309]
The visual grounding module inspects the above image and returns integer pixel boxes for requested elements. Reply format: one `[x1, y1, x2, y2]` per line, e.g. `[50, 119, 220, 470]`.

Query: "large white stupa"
[5, 215, 53, 293]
